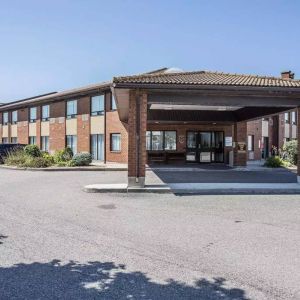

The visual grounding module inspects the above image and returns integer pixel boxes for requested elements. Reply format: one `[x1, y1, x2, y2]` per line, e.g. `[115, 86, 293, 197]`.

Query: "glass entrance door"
[186, 131, 224, 163]
[199, 132, 212, 162]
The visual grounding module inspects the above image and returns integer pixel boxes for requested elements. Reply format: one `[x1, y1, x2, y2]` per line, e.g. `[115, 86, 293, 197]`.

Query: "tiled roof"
[114, 70, 300, 88]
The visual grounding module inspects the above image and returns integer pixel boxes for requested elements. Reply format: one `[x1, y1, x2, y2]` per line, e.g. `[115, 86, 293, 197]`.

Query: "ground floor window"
[11, 137, 18, 144]
[66, 135, 77, 154]
[29, 136, 36, 145]
[247, 135, 254, 151]
[91, 134, 104, 160]
[146, 131, 177, 151]
[2, 137, 9, 144]
[41, 136, 49, 152]
[110, 133, 121, 151]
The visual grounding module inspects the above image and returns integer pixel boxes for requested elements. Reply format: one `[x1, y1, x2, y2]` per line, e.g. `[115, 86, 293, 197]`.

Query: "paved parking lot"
[0, 169, 299, 299]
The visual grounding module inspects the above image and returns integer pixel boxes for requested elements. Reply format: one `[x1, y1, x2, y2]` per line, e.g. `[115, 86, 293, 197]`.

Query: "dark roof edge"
[0, 82, 111, 111]
[113, 82, 300, 94]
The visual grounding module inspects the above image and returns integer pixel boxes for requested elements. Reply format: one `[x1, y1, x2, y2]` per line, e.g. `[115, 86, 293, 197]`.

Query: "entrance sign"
[237, 142, 246, 152]
[225, 136, 232, 147]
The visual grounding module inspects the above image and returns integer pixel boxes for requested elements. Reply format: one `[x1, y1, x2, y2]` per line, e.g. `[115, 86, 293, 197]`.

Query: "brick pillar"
[297, 107, 300, 183]
[127, 90, 147, 187]
[233, 121, 247, 167]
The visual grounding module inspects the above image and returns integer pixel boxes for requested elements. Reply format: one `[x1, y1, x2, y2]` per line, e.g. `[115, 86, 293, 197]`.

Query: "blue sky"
[1, 0, 300, 102]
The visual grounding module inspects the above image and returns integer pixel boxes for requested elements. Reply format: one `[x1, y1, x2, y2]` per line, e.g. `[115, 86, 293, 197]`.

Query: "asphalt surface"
[0, 169, 299, 299]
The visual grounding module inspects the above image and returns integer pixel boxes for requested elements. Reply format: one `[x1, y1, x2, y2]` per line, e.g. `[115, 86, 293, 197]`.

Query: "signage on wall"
[237, 142, 246, 152]
[225, 136, 232, 147]
[179, 135, 185, 144]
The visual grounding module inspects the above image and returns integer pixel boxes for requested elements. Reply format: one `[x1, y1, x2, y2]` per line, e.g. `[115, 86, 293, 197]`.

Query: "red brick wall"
[105, 91, 128, 163]
[77, 96, 90, 153]
[233, 122, 247, 166]
[49, 101, 65, 152]
[17, 108, 29, 144]
[127, 91, 147, 178]
[77, 114, 90, 152]
[247, 120, 262, 160]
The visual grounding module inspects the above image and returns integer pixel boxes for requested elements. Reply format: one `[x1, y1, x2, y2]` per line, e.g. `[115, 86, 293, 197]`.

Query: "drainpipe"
[135, 90, 140, 183]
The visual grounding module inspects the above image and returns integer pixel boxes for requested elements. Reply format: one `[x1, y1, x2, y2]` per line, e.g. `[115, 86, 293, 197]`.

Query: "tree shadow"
[0, 259, 250, 299]
[0, 235, 7, 245]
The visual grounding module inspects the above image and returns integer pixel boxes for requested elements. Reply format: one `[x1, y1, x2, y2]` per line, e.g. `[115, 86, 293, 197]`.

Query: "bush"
[4, 150, 27, 166]
[53, 147, 73, 164]
[24, 145, 41, 158]
[264, 156, 283, 168]
[42, 151, 55, 165]
[71, 152, 92, 166]
[282, 140, 297, 165]
[22, 156, 52, 168]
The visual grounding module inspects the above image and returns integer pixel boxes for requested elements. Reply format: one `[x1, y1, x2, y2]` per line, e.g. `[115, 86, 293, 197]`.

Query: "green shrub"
[264, 156, 283, 168]
[41, 152, 55, 165]
[4, 150, 27, 166]
[22, 156, 52, 168]
[53, 147, 73, 164]
[24, 145, 41, 157]
[282, 140, 297, 165]
[71, 152, 92, 166]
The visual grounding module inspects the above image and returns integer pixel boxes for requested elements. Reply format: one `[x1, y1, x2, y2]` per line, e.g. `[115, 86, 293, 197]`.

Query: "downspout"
[135, 90, 140, 182]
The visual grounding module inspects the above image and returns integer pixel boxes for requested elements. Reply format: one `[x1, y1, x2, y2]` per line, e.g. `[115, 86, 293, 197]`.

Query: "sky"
[0, 0, 300, 102]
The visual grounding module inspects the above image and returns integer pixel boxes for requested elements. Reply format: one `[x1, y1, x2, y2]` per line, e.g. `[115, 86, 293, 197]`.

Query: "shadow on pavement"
[0, 235, 7, 245]
[0, 259, 250, 299]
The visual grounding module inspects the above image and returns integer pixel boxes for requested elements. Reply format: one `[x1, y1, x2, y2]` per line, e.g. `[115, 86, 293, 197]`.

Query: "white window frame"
[67, 100, 77, 119]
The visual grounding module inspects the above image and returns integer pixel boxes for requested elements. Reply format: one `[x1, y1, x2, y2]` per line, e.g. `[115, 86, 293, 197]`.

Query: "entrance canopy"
[113, 70, 300, 123]
[112, 69, 300, 187]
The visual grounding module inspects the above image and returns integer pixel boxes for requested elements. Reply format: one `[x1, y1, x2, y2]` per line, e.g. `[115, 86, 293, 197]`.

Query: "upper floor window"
[42, 105, 50, 121]
[12, 110, 18, 124]
[292, 111, 297, 125]
[67, 100, 77, 119]
[2, 112, 8, 125]
[30, 107, 37, 123]
[111, 96, 117, 110]
[285, 112, 290, 124]
[91, 95, 104, 116]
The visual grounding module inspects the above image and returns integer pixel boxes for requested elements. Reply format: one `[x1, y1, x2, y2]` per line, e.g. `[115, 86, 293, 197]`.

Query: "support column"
[127, 90, 147, 187]
[233, 121, 247, 167]
[297, 107, 300, 183]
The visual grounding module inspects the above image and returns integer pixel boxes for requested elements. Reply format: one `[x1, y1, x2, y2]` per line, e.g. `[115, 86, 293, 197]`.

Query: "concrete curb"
[0, 165, 127, 172]
[83, 184, 171, 194]
[171, 189, 300, 195]
[0, 165, 128, 172]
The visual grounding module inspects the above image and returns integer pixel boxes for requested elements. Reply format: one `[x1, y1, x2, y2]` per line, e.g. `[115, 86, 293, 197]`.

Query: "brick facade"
[127, 90, 147, 186]
[233, 122, 247, 166]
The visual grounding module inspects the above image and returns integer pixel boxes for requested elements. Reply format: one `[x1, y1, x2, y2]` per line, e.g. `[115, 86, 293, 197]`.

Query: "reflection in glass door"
[91, 134, 104, 161]
[199, 132, 212, 162]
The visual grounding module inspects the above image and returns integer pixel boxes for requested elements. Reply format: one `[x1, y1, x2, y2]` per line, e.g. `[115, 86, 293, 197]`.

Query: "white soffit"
[150, 104, 242, 111]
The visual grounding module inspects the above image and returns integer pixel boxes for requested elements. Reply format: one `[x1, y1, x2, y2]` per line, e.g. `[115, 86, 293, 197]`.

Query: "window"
[248, 135, 254, 151]
[292, 111, 297, 125]
[187, 132, 197, 148]
[2, 112, 8, 125]
[111, 134, 121, 151]
[2, 137, 9, 144]
[164, 131, 177, 150]
[91, 134, 104, 160]
[42, 105, 50, 121]
[111, 96, 117, 110]
[66, 135, 77, 154]
[12, 111, 18, 124]
[91, 95, 104, 116]
[146, 131, 177, 151]
[285, 112, 290, 124]
[30, 107, 37, 123]
[29, 136, 36, 145]
[41, 136, 49, 152]
[67, 100, 77, 119]
[11, 137, 18, 144]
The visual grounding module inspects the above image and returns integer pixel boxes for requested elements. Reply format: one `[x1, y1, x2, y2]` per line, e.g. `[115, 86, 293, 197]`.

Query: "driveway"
[0, 169, 299, 299]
